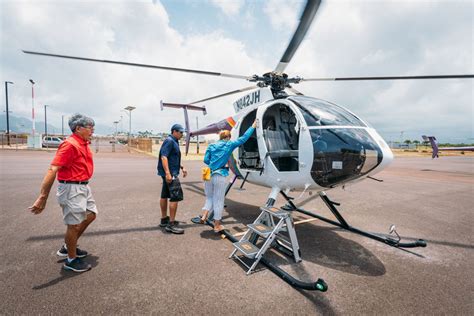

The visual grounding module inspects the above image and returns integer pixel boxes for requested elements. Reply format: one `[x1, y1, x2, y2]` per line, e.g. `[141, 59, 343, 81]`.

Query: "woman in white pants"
[201, 120, 257, 232]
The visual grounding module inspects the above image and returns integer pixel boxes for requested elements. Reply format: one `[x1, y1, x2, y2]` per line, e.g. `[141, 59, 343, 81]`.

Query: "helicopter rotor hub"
[250, 72, 302, 96]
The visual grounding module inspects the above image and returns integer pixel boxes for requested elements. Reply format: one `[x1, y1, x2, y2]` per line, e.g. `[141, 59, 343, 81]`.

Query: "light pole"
[4, 81, 13, 146]
[124, 106, 136, 151]
[113, 121, 119, 137]
[196, 116, 199, 154]
[29, 79, 36, 148]
[44, 105, 49, 138]
[112, 120, 119, 153]
[62, 115, 65, 136]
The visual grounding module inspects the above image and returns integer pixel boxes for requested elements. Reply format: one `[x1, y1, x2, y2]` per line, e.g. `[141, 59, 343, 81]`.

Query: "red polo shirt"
[51, 133, 94, 181]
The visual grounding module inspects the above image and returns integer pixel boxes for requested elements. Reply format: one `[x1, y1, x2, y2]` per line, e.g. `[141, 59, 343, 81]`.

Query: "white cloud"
[0, 0, 262, 134]
[210, 0, 244, 16]
[361, 49, 395, 65]
[283, 0, 473, 142]
[0, 0, 472, 143]
[263, 0, 301, 31]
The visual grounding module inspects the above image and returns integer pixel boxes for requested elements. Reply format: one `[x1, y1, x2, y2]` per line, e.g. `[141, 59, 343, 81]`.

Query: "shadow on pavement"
[26, 222, 212, 241]
[296, 288, 336, 315]
[32, 255, 99, 290]
[268, 224, 386, 276]
[220, 198, 387, 277]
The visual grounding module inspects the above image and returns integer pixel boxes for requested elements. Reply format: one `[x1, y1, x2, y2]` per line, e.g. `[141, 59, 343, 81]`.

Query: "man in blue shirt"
[158, 124, 188, 234]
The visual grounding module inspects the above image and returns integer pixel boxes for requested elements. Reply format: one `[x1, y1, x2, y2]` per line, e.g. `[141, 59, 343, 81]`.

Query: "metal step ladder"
[229, 206, 301, 275]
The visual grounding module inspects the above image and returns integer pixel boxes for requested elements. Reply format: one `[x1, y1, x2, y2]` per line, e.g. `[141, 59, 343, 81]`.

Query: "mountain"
[0, 114, 113, 135]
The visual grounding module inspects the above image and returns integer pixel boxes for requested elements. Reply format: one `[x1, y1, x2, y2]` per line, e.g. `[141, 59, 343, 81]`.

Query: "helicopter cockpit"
[238, 102, 301, 173]
[261, 103, 299, 171]
[289, 96, 384, 188]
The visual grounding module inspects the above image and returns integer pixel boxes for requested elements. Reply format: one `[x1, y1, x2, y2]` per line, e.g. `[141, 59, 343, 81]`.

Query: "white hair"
[68, 113, 95, 132]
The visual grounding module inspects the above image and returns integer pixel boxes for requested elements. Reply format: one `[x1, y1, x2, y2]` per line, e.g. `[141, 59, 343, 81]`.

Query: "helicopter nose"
[369, 129, 393, 172]
[309, 128, 389, 188]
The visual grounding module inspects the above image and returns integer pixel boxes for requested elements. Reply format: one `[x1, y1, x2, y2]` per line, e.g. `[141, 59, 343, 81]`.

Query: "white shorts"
[56, 183, 98, 225]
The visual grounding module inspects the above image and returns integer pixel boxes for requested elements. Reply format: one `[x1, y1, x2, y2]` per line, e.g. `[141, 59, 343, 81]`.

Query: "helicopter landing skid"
[280, 191, 427, 249]
[192, 216, 328, 292]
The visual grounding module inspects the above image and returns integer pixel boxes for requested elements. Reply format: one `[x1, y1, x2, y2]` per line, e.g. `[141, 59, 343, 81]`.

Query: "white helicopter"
[23, 0, 473, 291]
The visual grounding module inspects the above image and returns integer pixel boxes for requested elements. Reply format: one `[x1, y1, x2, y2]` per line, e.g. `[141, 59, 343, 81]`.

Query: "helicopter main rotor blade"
[274, 0, 321, 74]
[301, 74, 474, 81]
[191, 85, 257, 104]
[22, 50, 251, 80]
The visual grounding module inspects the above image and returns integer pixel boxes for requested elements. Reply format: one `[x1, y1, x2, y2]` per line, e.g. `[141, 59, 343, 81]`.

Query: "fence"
[129, 138, 153, 153]
[0, 133, 28, 148]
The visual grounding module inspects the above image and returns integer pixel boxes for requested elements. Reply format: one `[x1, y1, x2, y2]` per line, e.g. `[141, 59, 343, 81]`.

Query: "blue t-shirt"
[157, 135, 181, 177]
[204, 126, 255, 177]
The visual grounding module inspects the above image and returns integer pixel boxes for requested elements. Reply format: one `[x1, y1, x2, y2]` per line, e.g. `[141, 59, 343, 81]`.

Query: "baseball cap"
[171, 123, 185, 132]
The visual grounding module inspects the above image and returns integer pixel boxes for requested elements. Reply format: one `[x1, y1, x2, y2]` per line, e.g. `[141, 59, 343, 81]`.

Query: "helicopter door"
[257, 102, 300, 172]
[237, 109, 261, 170]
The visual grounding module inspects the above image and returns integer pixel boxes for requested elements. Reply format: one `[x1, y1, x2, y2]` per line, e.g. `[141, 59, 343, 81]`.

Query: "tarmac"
[0, 148, 473, 314]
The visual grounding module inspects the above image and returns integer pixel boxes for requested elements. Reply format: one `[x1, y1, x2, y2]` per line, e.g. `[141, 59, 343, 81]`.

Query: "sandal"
[199, 211, 209, 224]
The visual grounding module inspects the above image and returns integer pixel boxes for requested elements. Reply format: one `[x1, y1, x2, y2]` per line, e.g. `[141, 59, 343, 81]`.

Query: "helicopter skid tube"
[295, 207, 426, 248]
[280, 191, 427, 249]
[196, 217, 328, 292]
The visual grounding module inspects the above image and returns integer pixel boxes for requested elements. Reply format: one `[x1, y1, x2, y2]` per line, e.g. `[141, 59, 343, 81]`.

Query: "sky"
[0, 0, 472, 143]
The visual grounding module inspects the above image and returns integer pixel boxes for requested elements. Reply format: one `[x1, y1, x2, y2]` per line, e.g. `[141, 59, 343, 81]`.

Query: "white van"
[42, 136, 64, 148]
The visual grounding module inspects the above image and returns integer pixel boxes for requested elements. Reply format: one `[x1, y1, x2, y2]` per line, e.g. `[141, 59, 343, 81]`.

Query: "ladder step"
[260, 206, 289, 218]
[248, 223, 273, 238]
[232, 241, 260, 259]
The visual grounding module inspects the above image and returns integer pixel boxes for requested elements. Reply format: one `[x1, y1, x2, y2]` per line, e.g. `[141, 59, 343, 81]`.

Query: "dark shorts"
[161, 177, 184, 202]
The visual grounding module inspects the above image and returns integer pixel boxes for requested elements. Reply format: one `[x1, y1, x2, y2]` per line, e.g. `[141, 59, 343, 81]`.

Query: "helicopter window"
[310, 128, 382, 188]
[290, 96, 365, 127]
[238, 109, 260, 170]
[262, 104, 299, 171]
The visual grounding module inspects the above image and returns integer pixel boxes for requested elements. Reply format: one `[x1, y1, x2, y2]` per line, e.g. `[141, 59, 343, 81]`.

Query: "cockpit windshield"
[289, 96, 366, 127]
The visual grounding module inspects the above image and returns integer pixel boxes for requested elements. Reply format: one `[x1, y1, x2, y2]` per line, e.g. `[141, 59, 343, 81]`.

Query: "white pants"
[202, 174, 228, 221]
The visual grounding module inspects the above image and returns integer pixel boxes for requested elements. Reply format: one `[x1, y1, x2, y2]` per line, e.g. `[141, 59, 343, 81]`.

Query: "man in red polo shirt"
[29, 113, 97, 273]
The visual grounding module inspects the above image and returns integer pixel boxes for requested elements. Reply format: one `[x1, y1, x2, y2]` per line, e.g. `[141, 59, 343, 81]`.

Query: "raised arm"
[229, 120, 257, 150]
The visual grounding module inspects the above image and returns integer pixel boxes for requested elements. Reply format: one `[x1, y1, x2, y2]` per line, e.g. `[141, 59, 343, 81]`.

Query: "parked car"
[42, 136, 64, 148]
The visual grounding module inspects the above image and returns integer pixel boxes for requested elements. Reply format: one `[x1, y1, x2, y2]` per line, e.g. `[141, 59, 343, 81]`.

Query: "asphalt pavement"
[0, 150, 472, 314]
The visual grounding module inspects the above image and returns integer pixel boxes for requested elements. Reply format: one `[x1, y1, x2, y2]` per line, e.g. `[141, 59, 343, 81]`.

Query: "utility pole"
[4, 81, 13, 146]
[29, 79, 35, 147]
[62, 115, 64, 136]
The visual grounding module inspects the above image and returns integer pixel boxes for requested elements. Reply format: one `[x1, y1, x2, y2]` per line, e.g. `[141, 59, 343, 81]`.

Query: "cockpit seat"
[264, 129, 299, 158]
[239, 137, 260, 169]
